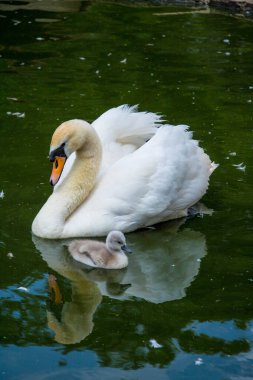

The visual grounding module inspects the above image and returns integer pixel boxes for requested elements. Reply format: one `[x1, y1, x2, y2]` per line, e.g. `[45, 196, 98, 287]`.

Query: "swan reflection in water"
[32, 219, 207, 344]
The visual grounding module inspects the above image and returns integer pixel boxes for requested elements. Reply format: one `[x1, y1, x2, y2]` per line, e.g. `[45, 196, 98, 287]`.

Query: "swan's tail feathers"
[92, 104, 164, 148]
[210, 161, 219, 174]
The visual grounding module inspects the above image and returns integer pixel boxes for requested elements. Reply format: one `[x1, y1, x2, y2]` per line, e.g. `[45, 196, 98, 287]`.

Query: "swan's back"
[63, 123, 216, 237]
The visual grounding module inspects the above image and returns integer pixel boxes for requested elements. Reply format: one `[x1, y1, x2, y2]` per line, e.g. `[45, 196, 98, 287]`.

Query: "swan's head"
[48, 119, 91, 186]
[106, 231, 132, 254]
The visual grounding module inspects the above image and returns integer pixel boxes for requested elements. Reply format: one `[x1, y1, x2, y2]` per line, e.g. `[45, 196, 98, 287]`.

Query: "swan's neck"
[32, 128, 102, 238]
[58, 132, 102, 218]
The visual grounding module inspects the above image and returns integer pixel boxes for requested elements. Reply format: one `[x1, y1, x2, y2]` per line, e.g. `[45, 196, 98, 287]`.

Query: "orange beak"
[50, 156, 66, 186]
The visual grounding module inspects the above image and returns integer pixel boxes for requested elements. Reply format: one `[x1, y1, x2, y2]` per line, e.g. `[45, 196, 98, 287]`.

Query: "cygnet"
[68, 231, 132, 269]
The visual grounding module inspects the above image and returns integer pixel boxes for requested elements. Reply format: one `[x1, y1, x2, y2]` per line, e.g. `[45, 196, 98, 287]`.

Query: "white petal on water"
[7, 252, 14, 259]
[233, 163, 246, 172]
[195, 357, 203, 365]
[120, 58, 127, 64]
[13, 19, 21, 26]
[17, 287, 29, 292]
[6, 112, 25, 118]
[149, 339, 163, 348]
[7, 97, 18, 101]
[0, 190, 4, 199]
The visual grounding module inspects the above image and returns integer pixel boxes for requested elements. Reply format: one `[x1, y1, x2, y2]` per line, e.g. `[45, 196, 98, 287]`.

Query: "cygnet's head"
[106, 231, 132, 254]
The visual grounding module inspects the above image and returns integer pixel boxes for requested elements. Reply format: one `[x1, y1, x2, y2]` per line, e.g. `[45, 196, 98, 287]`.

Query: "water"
[0, 1, 253, 379]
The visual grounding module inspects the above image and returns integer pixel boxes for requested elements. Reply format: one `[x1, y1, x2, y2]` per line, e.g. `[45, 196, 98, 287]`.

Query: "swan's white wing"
[92, 104, 162, 173]
[63, 124, 213, 237]
[92, 104, 162, 146]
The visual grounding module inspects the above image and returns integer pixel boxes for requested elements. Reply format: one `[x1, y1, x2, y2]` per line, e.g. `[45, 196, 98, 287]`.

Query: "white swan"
[68, 231, 132, 269]
[32, 105, 217, 238]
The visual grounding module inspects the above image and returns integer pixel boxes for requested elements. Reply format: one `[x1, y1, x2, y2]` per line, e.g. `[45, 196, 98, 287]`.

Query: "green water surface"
[0, 1, 253, 379]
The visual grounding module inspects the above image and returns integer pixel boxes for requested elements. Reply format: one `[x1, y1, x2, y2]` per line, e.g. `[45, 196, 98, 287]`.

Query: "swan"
[32, 105, 217, 238]
[68, 231, 132, 269]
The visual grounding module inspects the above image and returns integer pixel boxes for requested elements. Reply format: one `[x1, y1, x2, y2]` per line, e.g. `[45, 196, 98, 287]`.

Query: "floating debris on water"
[7, 252, 14, 259]
[195, 357, 203, 365]
[6, 111, 25, 118]
[149, 339, 163, 348]
[7, 97, 18, 101]
[233, 163, 246, 172]
[17, 287, 29, 292]
[0, 190, 4, 199]
[120, 58, 127, 64]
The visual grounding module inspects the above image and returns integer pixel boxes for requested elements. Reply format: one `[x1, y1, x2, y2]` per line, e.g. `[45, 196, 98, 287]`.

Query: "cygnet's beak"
[49, 156, 66, 186]
[121, 244, 132, 254]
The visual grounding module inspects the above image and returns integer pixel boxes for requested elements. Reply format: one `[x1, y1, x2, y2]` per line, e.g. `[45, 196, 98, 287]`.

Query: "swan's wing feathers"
[92, 104, 163, 147]
[70, 240, 107, 267]
[64, 123, 215, 236]
[92, 105, 164, 174]
[96, 124, 213, 228]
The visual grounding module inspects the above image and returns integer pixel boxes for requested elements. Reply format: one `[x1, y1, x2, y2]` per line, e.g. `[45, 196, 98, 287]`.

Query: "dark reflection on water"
[0, 1, 253, 379]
